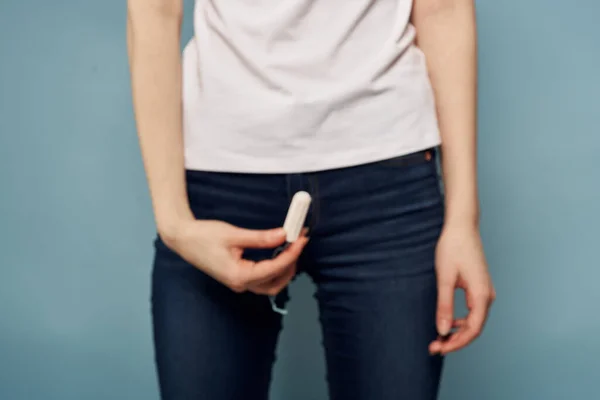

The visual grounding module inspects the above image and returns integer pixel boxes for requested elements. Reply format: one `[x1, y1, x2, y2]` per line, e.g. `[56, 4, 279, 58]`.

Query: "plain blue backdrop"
[1, 1, 599, 399]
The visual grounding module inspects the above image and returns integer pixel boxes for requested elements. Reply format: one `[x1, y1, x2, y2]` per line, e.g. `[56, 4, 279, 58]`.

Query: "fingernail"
[438, 319, 451, 336]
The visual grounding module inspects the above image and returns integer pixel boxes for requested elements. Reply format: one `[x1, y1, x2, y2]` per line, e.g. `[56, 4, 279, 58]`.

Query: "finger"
[429, 318, 467, 354]
[440, 291, 489, 354]
[429, 340, 443, 355]
[229, 227, 287, 249]
[246, 237, 309, 285]
[436, 273, 456, 336]
[453, 318, 467, 328]
[430, 329, 463, 354]
[252, 259, 298, 288]
[248, 263, 297, 296]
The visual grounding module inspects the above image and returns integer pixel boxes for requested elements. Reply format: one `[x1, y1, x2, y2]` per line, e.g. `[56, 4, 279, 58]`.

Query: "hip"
[155, 148, 444, 279]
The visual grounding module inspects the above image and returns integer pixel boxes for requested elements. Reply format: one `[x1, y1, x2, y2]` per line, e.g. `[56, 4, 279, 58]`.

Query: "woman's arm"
[127, 0, 192, 243]
[126, 0, 308, 294]
[412, 0, 495, 354]
[412, 0, 479, 226]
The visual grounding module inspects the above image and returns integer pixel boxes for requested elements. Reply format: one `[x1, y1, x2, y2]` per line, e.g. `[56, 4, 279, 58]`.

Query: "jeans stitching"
[307, 174, 320, 232]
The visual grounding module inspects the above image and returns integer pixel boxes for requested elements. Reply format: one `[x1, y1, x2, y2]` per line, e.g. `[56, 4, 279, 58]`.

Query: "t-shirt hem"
[184, 137, 442, 174]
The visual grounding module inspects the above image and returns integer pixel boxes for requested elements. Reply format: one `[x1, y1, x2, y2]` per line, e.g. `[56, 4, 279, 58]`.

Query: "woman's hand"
[430, 223, 496, 355]
[164, 219, 309, 296]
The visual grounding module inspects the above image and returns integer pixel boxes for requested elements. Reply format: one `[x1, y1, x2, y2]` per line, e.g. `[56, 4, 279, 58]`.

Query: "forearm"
[412, 0, 479, 227]
[127, 0, 192, 240]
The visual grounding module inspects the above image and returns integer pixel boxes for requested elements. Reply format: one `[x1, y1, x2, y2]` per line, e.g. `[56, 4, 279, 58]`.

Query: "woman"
[127, 0, 496, 399]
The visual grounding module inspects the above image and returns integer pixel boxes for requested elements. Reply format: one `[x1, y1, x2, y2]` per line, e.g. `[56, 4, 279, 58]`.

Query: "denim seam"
[307, 174, 320, 232]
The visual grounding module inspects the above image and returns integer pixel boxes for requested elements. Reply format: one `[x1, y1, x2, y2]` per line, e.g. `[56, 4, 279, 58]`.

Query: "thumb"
[436, 271, 456, 336]
[229, 227, 287, 249]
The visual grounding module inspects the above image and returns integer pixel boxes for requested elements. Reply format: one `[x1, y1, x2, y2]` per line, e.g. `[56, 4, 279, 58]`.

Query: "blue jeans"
[151, 149, 445, 400]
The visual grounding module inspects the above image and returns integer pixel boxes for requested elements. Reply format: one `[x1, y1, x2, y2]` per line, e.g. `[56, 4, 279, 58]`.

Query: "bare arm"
[127, 0, 192, 243]
[412, 0, 495, 354]
[412, 0, 479, 226]
[126, 0, 309, 294]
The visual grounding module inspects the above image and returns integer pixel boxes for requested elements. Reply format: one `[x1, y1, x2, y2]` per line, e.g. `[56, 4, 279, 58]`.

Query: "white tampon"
[269, 191, 312, 315]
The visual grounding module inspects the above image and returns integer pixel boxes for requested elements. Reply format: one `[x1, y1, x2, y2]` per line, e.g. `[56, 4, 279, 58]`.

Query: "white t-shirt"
[182, 0, 440, 173]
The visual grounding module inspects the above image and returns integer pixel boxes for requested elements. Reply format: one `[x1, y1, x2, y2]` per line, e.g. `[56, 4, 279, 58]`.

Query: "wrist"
[443, 217, 480, 233]
[444, 205, 480, 231]
[156, 209, 195, 247]
[442, 187, 480, 230]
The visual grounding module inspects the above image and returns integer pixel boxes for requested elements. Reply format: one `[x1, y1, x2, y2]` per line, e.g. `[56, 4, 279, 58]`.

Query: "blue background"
[1, 1, 599, 399]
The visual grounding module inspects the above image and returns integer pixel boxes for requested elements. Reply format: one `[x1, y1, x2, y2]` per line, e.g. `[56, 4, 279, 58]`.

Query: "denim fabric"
[151, 149, 445, 400]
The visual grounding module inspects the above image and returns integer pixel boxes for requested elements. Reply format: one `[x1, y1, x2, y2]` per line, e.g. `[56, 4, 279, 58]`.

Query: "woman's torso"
[182, 0, 440, 173]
